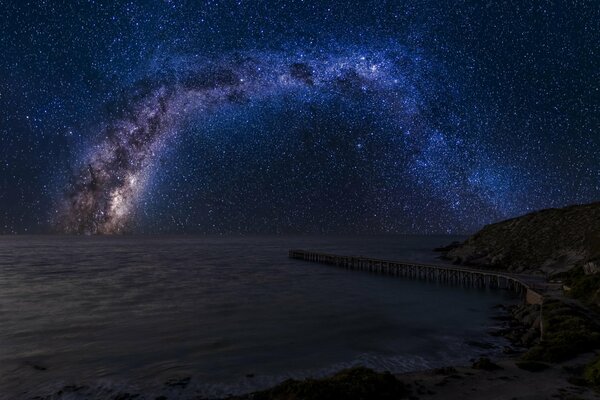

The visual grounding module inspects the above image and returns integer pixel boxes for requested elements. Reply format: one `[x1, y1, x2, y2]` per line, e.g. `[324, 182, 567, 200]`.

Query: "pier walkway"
[289, 249, 550, 304]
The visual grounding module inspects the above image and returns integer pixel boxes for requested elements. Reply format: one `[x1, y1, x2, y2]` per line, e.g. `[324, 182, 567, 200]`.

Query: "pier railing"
[289, 249, 545, 305]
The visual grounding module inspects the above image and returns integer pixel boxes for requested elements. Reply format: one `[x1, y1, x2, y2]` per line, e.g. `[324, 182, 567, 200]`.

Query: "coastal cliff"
[441, 202, 600, 275]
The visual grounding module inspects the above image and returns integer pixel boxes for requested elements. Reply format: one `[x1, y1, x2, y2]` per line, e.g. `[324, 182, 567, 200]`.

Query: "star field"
[0, 0, 598, 234]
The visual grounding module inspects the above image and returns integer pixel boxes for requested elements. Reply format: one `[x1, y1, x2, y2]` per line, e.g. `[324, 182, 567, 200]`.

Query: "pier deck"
[289, 249, 548, 304]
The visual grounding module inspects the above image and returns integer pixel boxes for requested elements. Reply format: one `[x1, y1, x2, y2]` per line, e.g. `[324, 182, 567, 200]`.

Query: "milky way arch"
[59, 46, 485, 234]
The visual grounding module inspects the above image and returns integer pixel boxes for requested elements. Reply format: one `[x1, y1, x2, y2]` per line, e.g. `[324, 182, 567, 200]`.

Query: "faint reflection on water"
[0, 235, 517, 399]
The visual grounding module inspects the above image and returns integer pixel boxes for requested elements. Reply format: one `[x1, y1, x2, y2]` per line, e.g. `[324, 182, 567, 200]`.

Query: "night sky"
[0, 1, 598, 235]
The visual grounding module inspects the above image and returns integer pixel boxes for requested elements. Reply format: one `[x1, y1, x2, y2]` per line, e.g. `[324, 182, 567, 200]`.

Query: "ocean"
[0, 235, 517, 399]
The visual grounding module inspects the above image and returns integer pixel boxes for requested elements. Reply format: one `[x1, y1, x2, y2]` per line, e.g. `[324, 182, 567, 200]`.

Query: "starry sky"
[0, 0, 598, 235]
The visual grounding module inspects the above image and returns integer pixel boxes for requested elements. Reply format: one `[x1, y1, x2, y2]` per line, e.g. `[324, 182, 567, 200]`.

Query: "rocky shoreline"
[491, 303, 541, 351]
[226, 299, 600, 400]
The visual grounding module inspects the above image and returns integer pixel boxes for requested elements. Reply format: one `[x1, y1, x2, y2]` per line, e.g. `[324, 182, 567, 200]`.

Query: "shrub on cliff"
[522, 299, 600, 363]
[584, 356, 600, 386]
[562, 266, 600, 309]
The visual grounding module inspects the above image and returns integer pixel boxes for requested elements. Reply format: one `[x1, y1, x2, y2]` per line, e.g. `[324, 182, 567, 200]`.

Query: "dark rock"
[230, 366, 410, 400]
[516, 361, 550, 372]
[489, 303, 544, 349]
[520, 327, 541, 347]
[433, 366, 457, 375]
[568, 376, 590, 387]
[502, 346, 520, 355]
[472, 358, 502, 371]
[434, 241, 462, 253]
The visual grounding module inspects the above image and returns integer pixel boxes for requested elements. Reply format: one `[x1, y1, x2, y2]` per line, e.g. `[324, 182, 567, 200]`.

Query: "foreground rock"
[231, 367, 410, 400]
[440, 201, 600, 275]
[396, 354, 600, 400]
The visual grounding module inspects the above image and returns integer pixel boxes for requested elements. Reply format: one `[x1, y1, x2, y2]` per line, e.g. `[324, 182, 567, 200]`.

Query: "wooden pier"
[289, 249, 546, 305]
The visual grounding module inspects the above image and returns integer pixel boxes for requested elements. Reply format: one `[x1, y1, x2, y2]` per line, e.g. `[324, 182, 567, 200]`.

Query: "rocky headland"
[439, 201, 600, 276]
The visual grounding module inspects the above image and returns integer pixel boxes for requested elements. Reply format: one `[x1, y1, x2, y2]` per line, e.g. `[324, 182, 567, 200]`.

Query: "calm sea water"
[0, 235, 517, 399]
